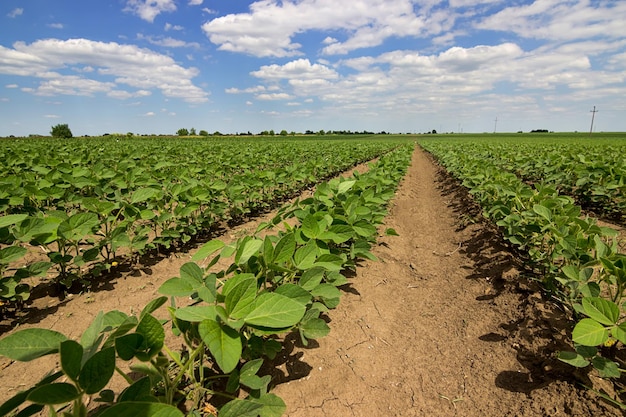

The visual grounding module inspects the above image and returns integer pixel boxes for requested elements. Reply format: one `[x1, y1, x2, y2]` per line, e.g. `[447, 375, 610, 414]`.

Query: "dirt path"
[271, 147, 621, 416]
[0, 146, 622, 416]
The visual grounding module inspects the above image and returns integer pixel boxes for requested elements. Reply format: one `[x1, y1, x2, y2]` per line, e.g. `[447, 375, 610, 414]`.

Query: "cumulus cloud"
[0, 38, 208, 102]
[124, 0, 176, 22]
[202, 0, 454, 57]
[476, 0, 626, 42]
[7, 8, 23, 18]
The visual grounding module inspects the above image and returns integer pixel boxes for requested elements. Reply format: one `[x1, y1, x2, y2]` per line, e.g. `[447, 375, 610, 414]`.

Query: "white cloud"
[476, 0, 626, 42]
[124, 0, 176, 23]
[137, 33, 200, 48]
[7, 8, 23, 18]
[164, 23, 183, 31]
[256, 93, 293, 100]
[0, 38, 208, 102]
[251, 59, 339, 80]
[202, 0, 454, 57]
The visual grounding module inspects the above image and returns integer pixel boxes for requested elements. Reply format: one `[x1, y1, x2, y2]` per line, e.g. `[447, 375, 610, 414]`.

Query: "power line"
[589, 106, 598, 137]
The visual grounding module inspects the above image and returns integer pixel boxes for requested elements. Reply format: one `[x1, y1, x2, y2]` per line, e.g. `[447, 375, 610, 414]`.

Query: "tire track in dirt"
[271, 146, 621, 417]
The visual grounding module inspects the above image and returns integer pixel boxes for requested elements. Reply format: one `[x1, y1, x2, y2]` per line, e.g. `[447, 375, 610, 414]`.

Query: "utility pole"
[493, 116, 498, 133]
[589, 106, 598, 137]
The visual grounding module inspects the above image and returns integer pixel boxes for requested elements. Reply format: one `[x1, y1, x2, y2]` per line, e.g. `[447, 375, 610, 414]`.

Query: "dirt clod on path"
[0, 146, 622, 416]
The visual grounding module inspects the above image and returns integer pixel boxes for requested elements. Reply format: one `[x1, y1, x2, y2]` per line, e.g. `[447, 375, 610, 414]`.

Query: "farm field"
[0, 133, 625, 416]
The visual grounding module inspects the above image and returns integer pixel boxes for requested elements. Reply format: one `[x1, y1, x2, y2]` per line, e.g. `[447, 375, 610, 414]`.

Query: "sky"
[1, 0, 625, 136]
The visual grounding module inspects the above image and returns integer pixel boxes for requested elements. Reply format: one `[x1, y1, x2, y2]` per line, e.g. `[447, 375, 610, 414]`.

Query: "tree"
[177, 128, 189, 136]
[50, 124, 73, 138]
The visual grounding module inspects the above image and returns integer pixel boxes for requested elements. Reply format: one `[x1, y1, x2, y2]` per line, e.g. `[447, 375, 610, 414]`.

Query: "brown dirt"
[0, 146, 623, 416]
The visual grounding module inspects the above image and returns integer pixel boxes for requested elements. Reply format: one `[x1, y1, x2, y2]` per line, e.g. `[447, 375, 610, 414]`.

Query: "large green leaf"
[98, 402, 184, 417]
[0, 328, 67, 361]
[192, 239, 225, 262]
[175, 305, 218, 322]
[27, 383, 80, 405]
[57, 212, 99, 242]
[581, 297, 619, 326]
[79, 347, 116, 394]
[245, 293, 306, 329]
[60, 340, 83, 381]
[572, 318, 608, 346]
[224, 274, 257, 319]
[199, 319, 242, 373]
[0, 214, 28, 229]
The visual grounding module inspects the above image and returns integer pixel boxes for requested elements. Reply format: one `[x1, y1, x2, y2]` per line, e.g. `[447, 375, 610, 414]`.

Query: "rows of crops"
[0, 136, 407, 308]
[0, 141, 414, 417]
[419, 133, 626, 399]
[437, 134, 626, 222]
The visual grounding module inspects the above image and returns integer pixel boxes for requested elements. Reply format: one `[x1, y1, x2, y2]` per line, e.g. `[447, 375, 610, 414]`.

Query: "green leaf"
[612, 322, 626, 345]
[175, 305, 218, 322]
[572, 318, 608, 346]
[235, 238, 263, 266]
[198, 319, 242, 374]
[179, 262, 204, 289]
[60, 340, 83, 381]
[27, 383, 80, 405]
[135, 314, 164, 360]
[532, 204, 552, 221]
[257, 393, 286, 417]
[275, 284, 311, 306]
[272, 233, 295, 264]
[557, 351, 590, 368]
[384, 228, 399, 236]
[0, 214, 28, 229]
[78, 347, 116, 394]
[140, 297, 168, 320]
[97, 402, 184, 417]
[592, 356, 621, 378]
[57, 212, 99, 242]
[300, 317, 330, 340]
[294, 241, 317, 270]
[0, 246, 27, 265]
[337, 180, 356, 195]
[218, 398, 263, 417]
[130, 187, 161, 204]
[118, 376, 152, 402]
[0, 328, 67, 361]
[301, 215, 323, 239]
[582, 297, 619, 326]
[115, 333, 144, 361]
[224, 274, 257, 319]
[158, 277, 194, 297]
[245, 293, 306, 329]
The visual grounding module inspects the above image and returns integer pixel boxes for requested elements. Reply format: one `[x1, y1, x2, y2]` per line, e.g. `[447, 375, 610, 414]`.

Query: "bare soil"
[1, 146, 623, 416]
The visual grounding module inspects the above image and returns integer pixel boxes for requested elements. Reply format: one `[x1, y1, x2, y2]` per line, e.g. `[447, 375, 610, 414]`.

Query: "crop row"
[433, 137, 626, 223]
[0, 136, 406, 307]
[0, 144, 414, 417]
[419, 138, 626, 403]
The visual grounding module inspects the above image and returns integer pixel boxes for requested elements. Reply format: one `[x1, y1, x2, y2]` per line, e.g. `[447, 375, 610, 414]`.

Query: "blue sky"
[1, 0, 625, 136]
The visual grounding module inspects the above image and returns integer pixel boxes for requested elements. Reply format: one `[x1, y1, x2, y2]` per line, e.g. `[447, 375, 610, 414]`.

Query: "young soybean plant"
[0, 297, 185, 417]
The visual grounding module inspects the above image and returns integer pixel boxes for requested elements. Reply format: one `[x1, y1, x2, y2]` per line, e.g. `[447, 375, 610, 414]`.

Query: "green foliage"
[0, 143, 413, 416]
[50, 124, 73, 139]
